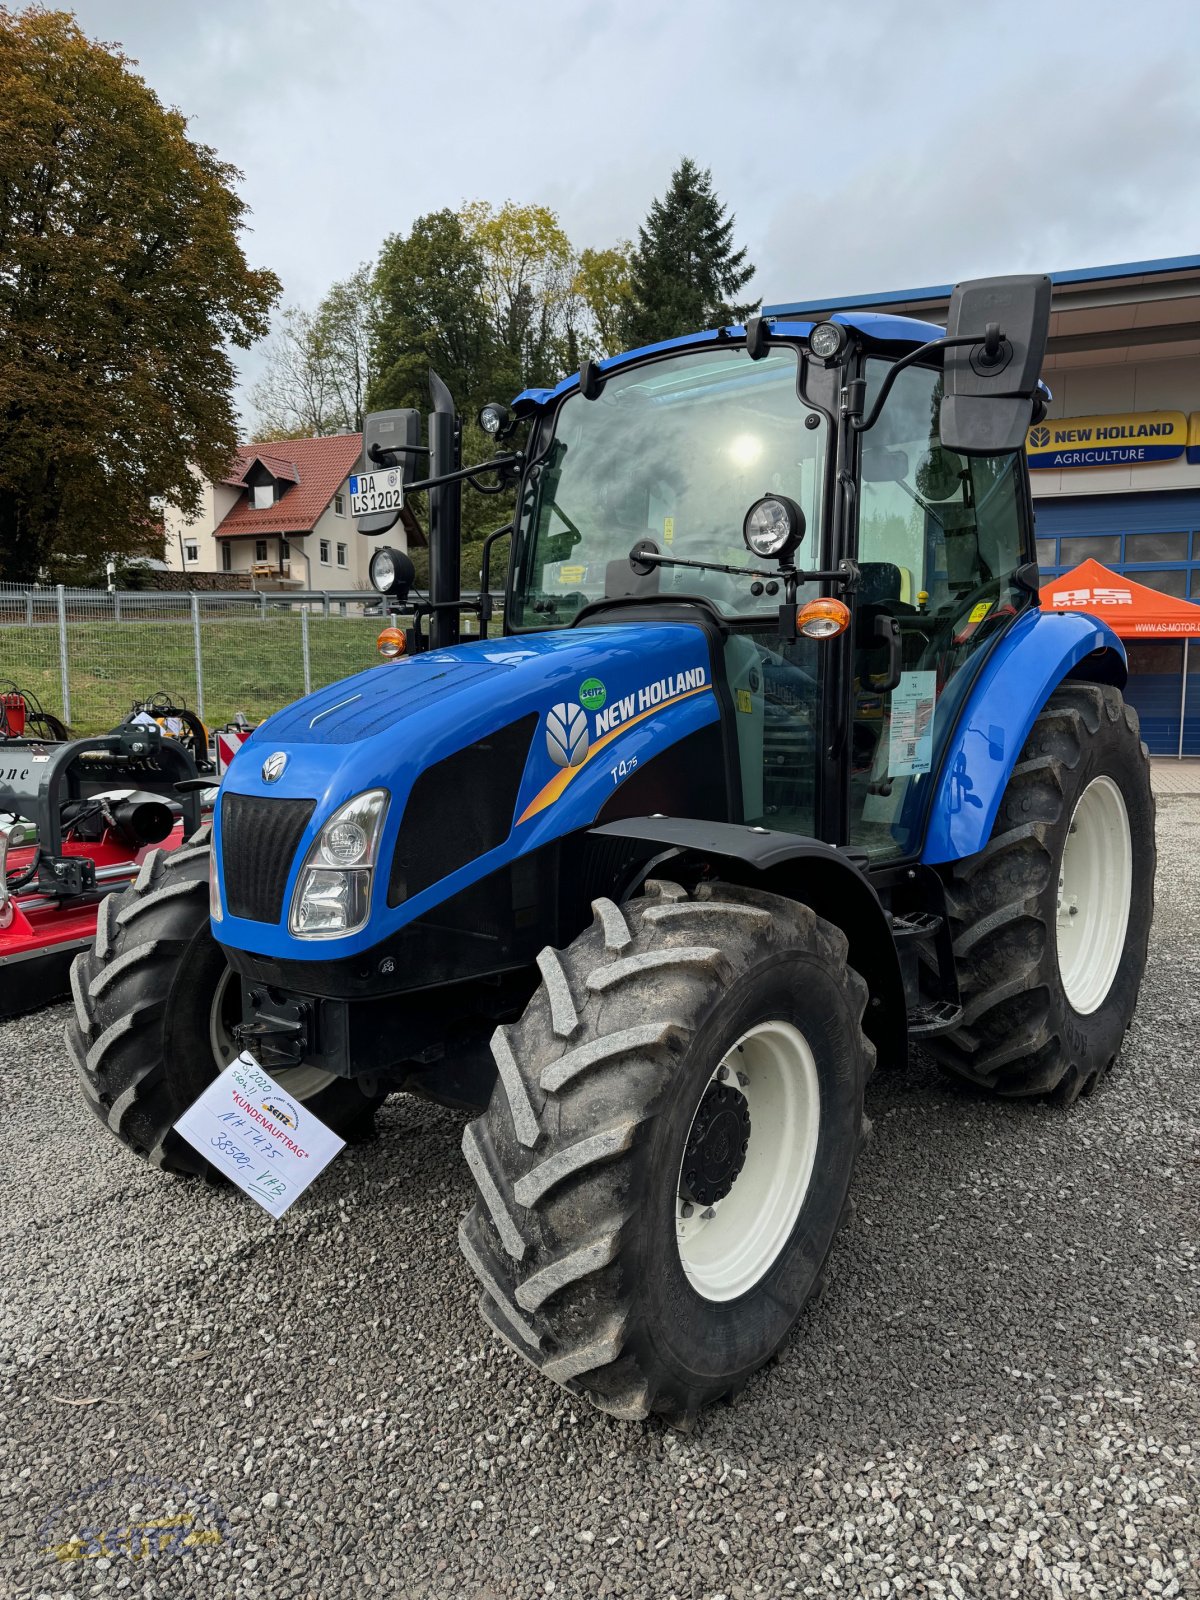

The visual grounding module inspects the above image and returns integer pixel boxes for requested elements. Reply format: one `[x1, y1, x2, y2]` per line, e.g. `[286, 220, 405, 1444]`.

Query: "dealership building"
[766, 255, 1200, 755]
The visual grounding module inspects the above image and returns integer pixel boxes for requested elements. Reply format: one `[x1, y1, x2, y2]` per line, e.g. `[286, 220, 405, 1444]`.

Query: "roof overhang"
[764, 255, 1200, 371]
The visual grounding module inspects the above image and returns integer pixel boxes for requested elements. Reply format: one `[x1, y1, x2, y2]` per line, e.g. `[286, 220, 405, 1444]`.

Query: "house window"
[336, 542, 347, 568]
[221, 543, 232, 573]
[280, 538, 290, 558]
[319, 539, 331, 564]
[252, 483, 275, 510]
[334, 492, 346, 517]
[183, 541, 199, 564]
[255, 540, 268, 562]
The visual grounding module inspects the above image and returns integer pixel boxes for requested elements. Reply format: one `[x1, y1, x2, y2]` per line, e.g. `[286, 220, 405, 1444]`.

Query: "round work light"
[742, 495, 805, 562]
[478, 402, 513, 438]
[809, 321, 848, 362]
[369, 546, 415, 598]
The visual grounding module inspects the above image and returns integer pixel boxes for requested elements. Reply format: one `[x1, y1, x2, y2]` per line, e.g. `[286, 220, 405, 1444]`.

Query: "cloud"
[72, 0, 1200, 416]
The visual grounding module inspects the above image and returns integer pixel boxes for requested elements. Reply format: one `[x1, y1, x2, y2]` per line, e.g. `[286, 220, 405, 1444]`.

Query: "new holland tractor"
[67, 276, 1155, 1424]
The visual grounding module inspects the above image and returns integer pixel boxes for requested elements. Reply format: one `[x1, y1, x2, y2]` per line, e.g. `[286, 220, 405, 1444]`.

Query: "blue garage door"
[1034, 491, 1200, 755]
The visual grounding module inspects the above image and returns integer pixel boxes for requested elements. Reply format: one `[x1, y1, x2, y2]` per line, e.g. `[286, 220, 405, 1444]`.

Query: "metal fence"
[0, 582, 489, 735]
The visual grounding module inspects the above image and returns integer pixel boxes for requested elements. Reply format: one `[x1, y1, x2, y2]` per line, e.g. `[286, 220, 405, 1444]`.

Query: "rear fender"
[921, 608, 1126, 865]
[590, 817, 906, 1067]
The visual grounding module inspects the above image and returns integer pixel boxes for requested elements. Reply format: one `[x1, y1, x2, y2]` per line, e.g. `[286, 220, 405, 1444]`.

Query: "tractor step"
[907, 998, 963, 1037]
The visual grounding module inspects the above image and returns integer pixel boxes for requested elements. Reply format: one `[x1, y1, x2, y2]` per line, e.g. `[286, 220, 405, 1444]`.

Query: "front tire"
[926, 682, 1155, 1102]
[458, 880, 874, 1423]
[66, 830, 382, 1174]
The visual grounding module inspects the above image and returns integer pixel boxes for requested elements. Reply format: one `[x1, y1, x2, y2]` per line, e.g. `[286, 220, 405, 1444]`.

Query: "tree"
[369, 209, 498, 418]
[623, 157, 756, 348]
[573, 243, 633, 358]
[0, 7, 279, 581]
[460, 199, 576, 395]
[250, 265, 374, 439]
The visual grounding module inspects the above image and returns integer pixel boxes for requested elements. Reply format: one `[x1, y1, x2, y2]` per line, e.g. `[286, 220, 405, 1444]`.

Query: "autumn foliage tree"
[0, 7, 279, 581]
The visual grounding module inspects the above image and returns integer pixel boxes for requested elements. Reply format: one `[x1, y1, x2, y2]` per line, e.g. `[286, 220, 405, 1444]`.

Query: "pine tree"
[622, 158, 756, 349]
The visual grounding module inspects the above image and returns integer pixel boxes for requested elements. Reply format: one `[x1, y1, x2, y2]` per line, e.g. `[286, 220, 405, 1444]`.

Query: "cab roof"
[511, 310, 946, 414]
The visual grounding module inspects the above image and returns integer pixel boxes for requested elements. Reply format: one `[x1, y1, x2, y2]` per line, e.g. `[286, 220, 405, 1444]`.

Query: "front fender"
[921, 609, 1126, 866]
[591, 817, 907, 1067]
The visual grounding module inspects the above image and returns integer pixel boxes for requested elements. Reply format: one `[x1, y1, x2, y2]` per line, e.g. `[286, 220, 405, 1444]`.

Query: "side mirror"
[940, 274, 1052, 455]
[357, 408, 422, 535]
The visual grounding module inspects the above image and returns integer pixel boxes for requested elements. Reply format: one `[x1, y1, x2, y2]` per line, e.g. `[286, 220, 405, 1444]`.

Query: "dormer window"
[252, 482, 275, 510]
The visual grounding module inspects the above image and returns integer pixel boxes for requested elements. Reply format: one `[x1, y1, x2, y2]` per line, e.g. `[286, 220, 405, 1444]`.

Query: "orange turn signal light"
[376, 626, 407, 659]
[797, 598, 851, 639]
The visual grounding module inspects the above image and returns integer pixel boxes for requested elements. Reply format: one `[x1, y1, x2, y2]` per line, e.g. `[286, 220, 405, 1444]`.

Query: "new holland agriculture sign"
[1026, 410, 1188, 470]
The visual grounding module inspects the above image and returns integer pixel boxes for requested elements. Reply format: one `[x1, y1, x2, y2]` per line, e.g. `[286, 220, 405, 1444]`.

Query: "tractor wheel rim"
[1056, 774, 1132, 1016]
[207, 967, 339, 1102]
[676, 1019, 821, 1303]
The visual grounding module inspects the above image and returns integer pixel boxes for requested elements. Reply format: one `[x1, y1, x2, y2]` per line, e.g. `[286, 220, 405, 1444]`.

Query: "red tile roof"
[216, 434, 362, 536]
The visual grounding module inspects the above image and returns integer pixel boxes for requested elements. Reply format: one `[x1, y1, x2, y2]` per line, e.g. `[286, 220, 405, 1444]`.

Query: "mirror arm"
[403, 453, 523, 495]
[850, 333, 989, 436]
[369, 442, 429, 464]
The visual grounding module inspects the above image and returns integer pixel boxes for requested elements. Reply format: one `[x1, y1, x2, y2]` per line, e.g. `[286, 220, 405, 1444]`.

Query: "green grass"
[0, 616, 381, 735]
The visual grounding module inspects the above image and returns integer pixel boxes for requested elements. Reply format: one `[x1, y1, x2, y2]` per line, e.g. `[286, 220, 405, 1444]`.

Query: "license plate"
[349, 470, 404, 517]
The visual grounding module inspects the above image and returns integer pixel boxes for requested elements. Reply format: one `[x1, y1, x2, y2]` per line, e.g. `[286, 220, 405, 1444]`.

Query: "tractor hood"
[214, 622, 720, 957]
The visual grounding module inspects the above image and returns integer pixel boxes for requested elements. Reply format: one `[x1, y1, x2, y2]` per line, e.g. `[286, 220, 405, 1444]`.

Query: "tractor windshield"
[510, 345, 826, 627]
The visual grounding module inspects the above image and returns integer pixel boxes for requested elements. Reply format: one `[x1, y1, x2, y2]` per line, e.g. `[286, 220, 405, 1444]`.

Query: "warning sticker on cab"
[888, 670, 937, 777]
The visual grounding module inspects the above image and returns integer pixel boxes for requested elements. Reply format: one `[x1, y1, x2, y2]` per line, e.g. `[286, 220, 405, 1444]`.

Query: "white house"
[162, 434, 413, 589]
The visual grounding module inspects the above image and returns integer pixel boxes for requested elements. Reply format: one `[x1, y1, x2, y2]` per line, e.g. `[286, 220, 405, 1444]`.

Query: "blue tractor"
[69, 277, 1155, 1423]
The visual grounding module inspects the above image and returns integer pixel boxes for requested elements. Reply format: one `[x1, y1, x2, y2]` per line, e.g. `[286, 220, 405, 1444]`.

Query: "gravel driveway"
[2, 784, 1197, 1599]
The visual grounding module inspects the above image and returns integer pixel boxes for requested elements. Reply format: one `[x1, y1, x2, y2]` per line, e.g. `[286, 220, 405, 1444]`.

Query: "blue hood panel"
[264, 657, 502, 743]
[215, 624, 719, 958]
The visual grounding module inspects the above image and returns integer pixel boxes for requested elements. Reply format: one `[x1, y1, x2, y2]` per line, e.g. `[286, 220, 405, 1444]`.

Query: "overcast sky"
[74, 0, 1200, 422]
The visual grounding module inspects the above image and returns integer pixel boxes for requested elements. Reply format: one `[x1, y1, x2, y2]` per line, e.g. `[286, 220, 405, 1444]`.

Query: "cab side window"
[851, 362, 1028, 860]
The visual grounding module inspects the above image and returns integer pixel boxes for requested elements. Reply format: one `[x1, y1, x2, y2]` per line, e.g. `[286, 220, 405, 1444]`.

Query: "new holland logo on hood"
[521, 665, 712, 825]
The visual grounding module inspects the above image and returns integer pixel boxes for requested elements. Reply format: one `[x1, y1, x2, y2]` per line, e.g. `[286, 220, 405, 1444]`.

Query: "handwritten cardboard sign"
[174, 1051, 344, 1218]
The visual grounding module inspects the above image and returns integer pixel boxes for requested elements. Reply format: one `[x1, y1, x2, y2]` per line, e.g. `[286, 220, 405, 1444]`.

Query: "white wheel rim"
[208, 967, 339, 1101]
[676, 1019, 821, 1303]
[1056, 775, 1132, 1016]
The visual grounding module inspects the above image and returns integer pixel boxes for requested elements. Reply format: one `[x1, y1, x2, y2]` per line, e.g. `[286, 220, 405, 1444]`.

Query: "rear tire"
[458, 880, 874, 1423]
[66, 830, 382, 1174]
[926, 682, 1155, 1102]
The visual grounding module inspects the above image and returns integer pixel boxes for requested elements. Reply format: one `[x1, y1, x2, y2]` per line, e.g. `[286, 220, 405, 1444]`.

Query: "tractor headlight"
[742, 494, 805, 562]
[209, 852, 223, 922]
[288, 788, 389, 938]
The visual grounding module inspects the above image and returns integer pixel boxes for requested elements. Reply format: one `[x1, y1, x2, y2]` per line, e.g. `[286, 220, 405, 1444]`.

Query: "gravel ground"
[2, 793, 1197, 1600]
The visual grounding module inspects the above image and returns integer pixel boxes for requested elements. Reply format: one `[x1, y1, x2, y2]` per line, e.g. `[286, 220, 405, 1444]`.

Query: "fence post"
[56, 584, 71, 726]
[113, 589, 121, 623]
[26, 591, 32, 626]
[323, 593, 330, 621]
[191, 594, 205, 721]
[260, 591, 268, 620]
[301, 605, 312, 695]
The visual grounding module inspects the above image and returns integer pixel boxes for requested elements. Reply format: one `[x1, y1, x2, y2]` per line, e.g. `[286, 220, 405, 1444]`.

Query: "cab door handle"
[874, 614, 903, 692]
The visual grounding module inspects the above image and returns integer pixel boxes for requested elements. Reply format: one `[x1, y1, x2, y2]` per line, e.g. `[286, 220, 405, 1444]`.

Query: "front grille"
[222, 793, 316, 923]
[388, 715, 537, 905]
